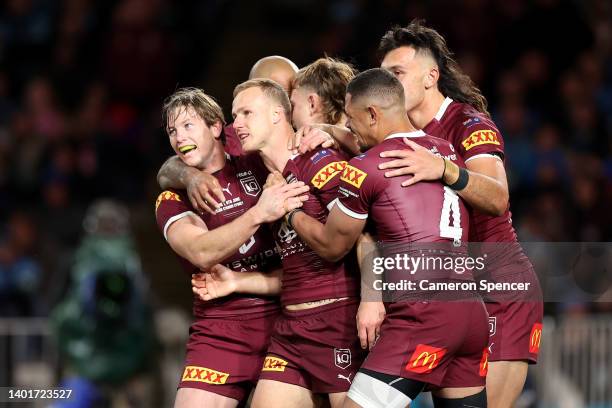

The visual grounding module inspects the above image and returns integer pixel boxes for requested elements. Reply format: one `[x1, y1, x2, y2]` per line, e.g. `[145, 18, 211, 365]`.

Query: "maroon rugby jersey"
[155, 153, 280, 318]
[423, 98, 531, 271]
[223, 124, 242, 156]
[276, 147, 359, 306]
[336, 131, 473, 283]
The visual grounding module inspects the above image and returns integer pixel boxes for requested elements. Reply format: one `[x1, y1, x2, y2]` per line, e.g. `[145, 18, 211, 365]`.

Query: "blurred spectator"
[0, 211, 42, 317]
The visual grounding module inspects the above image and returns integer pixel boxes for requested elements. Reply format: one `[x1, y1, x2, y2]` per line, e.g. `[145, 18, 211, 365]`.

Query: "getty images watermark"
[357, 242, 612, 302]
[371, 253, 533, 293]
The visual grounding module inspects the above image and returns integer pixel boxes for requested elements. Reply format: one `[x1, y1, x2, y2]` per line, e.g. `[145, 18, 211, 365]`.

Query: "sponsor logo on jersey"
[239, 175, 261, 197]
[479, 348, 489, 377]
[155, 190, 181, 212]
[334, 348, 352, 369]
[311, 161, 347, 189]
[462, 130, 500, 151]
[182, 365, 229, 384]
[310, 149, 331, 164]
[262, 356, 288, 372]
[406, 344, 447, 374]
[529, 323, 543, 354]
[341, 164, 367, 188]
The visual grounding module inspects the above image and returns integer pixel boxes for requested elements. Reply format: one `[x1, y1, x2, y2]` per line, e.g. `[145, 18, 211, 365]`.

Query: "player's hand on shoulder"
[357, 300, 386, 350]
[378, 138, 445, 187]
[292, 125, 338, 154]
[187, 171, 226, 215]
[254, 177, 309, 223]
[191, 265, 238, 301]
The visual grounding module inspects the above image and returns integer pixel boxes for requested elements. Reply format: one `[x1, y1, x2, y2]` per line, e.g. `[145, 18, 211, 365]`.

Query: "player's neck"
[259, 125, 293, 173]
[408, 90, 446, 129]
[197, 141, 226, 173]
[379, 118, 418, 142]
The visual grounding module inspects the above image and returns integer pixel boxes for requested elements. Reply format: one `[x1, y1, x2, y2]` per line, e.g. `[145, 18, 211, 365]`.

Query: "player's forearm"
[157, 155, 197, 189]
[292, 211, 348, 262]
[235, 268, 282, 295]
[324, 124, 362, 156]
[442, 160, 508, 216]
[187, 207, 265, 270]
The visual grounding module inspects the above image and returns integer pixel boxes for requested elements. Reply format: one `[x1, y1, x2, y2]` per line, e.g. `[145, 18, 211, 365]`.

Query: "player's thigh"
[486, 360, 528, 408]
[251, 379, 316, 408]
[328, 391, 347, 408]
[174, 387, 239, 408]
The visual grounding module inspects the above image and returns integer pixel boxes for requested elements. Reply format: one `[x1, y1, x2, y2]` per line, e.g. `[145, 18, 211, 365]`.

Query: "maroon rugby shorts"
[259, 298, 366, 393]
[361, 300, 489, 388]
[179, 310, 278, 402]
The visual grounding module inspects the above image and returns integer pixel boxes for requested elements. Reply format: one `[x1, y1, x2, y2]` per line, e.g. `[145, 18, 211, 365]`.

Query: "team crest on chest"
[240, 175, 261, 197]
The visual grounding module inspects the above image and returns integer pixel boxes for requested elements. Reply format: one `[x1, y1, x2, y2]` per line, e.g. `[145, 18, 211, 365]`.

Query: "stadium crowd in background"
[0, 0, 611, 404]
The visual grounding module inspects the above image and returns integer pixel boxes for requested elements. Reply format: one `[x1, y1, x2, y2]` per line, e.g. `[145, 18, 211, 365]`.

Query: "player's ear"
[425, 65, 439, 89]
[308, 93, 319, 114]
[367, 106, 377, 126]
[271, 105, 283, 124]
[210, 121, 223, 139]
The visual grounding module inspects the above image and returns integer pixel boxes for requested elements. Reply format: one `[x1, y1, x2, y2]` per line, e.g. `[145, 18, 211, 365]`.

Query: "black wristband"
[447, 166, 469, 191]
[286, 208, 304, 229]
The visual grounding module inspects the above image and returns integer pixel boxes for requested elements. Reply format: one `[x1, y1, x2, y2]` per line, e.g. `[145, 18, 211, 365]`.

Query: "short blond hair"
[233, 79, 292, 122]
[162, 87, 225, 131]
[293, 57, 357, 125]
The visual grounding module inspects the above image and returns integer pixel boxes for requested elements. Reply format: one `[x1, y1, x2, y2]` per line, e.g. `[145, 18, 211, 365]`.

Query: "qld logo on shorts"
[406, 344, 447, 374]
[262, 356, 288, 372]
[182, 365, 229, 384]
[529, 323, 543, 354]
[240, 175, 261, 197]
[334, 348, 352, 369]
[488, 316, 497, 336]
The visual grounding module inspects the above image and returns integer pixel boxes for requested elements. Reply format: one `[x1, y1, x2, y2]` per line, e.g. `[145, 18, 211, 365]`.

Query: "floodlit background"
[0, 0, 610, 406]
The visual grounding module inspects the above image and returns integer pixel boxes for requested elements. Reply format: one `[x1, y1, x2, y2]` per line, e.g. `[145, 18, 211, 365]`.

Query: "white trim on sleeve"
[336, 199, 368, 220]
[464, 153, 503, 163]
[163, 211, 197, 241]
[327, 198, 338, 211]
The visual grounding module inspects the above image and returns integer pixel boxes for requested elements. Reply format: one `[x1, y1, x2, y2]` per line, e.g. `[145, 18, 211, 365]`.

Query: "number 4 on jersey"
[439, 187, 462, 245]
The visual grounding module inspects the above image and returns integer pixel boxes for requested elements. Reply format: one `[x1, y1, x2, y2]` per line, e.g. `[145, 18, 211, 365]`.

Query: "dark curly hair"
[379, 19, 489, 117]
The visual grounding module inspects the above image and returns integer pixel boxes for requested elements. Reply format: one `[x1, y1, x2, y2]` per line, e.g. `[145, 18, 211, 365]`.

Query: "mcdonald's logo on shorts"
[262, 356, 288, 372]
[181, 365, 229, 384]
[529, 323, 543, 354]
[406, 344, 447, 374]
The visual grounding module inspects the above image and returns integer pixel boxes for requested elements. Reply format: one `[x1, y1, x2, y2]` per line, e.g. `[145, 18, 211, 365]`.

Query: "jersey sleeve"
[155, 190, 196, 241]
[454, 117, 505, 163]
[303, 149, 349, 209]
[336, 155, 375, 219]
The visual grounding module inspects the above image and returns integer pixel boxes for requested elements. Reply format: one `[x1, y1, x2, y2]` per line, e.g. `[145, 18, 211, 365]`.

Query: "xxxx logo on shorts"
[461, 130, 500, 151]
[182, 366, 229, 384]
[340, 164, 367, 188]
[529, 323, 543, 354]
[262, 356, 288, 372]
[479, 348, 489, 377]
[406, 344, 447, 374]
[311, 161, 347, 189]
[155, 190, 181, 212]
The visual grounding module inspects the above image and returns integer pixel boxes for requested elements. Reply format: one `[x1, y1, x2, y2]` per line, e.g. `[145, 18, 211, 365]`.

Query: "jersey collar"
[385, 130, 426, 140]
[434, 97, 453, 121]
